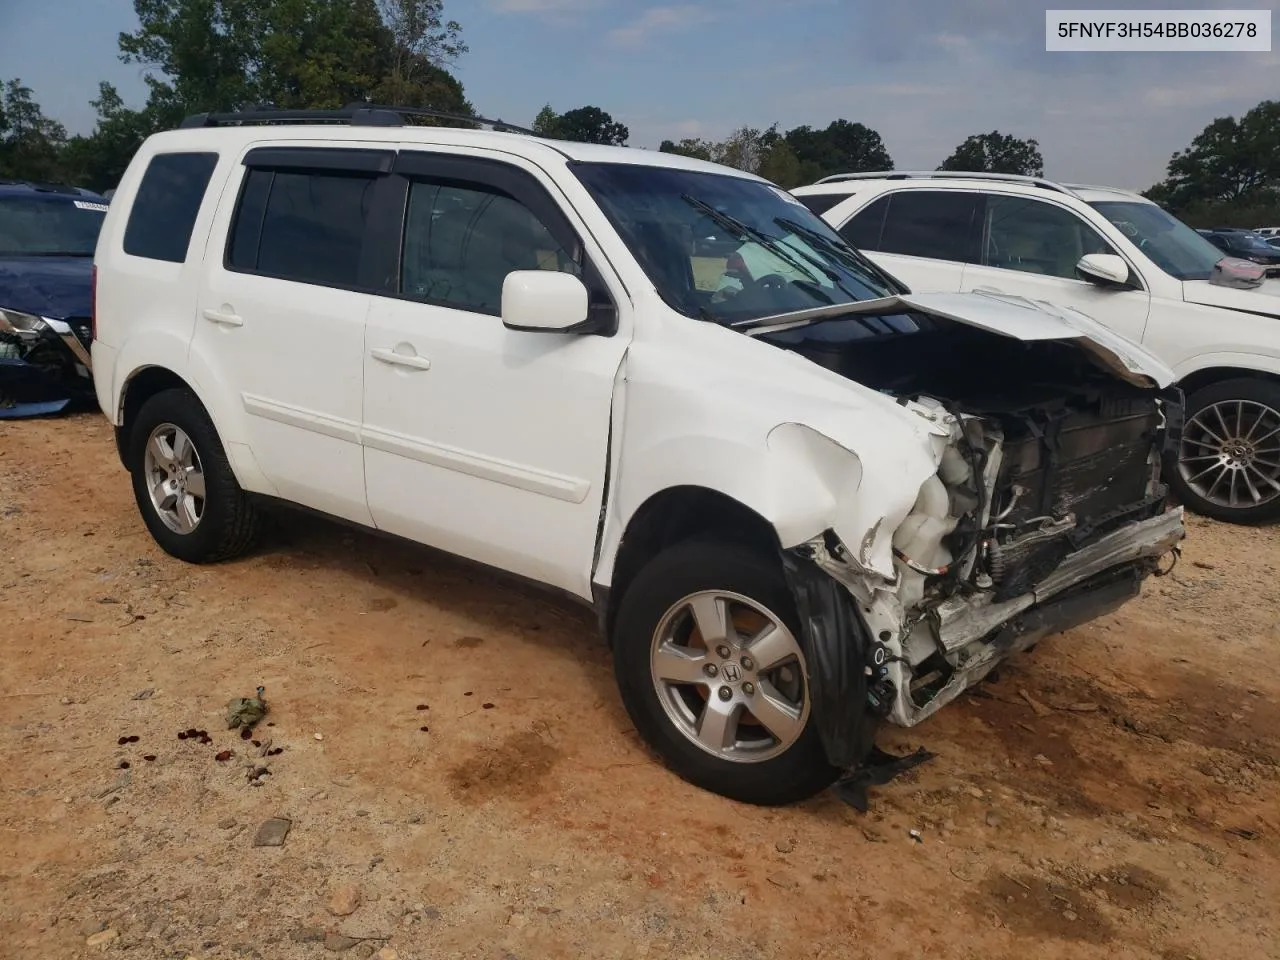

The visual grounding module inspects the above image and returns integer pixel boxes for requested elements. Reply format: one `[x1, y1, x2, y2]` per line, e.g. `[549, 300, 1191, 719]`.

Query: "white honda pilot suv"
[793, 171, 1280, 525]
[92, 106, 1185, 805]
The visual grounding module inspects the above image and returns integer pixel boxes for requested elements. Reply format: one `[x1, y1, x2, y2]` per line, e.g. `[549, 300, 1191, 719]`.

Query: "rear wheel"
[612, 539, 840, 805]
[128, 388, 261, 562]
[1168, 378, 1280, 525]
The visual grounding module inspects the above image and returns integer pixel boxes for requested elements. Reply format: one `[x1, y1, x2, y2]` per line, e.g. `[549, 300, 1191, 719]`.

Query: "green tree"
[532, 105, 562, 138]
[938, 130, 1043, 176]
[757, 136, 803, 188]
[554, 106, 628, 146]
[372, 0, 472, 118]
[0, 79, 68, 181]
[784, 119, 892, 182]
[659, 127, 804, 187]
[118, 0, 469, 119]
[1148, 100, 1280, 211]
[659, 138, 714, 161]
[59, 84, 159, 191]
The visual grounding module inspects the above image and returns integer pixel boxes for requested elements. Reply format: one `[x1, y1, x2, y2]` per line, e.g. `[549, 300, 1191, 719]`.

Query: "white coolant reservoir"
[939, 444, 972, 486]
[893, 475, 958, 609]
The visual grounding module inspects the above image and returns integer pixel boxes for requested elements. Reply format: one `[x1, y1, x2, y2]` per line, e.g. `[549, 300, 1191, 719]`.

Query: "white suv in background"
[793, 172, 1280, 525]
[92, 108, 1184, 806]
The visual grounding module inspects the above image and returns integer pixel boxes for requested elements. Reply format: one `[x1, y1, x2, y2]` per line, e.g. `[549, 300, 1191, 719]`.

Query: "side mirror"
[501, 271, 589, 333]
[1076, 253, 1131, 288]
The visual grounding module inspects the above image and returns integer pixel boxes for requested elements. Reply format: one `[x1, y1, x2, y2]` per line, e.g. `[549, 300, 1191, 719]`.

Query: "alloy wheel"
[649, 590, 809, 763]
[142, 422, 207, 534]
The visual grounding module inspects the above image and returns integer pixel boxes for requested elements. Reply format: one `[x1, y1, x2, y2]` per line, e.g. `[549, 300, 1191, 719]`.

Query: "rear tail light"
[90, 264, 98, 342]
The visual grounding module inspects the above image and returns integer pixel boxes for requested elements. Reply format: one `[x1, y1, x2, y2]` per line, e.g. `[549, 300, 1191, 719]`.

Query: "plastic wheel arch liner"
[780, 545, 880, 771]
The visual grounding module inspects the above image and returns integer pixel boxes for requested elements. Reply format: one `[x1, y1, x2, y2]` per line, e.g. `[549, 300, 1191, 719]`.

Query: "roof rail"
[813, 170, 1080, 198]
[178, 103, 536, 136]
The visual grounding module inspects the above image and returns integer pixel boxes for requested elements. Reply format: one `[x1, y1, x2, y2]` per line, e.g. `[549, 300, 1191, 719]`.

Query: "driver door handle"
[371, 347, 431, 371]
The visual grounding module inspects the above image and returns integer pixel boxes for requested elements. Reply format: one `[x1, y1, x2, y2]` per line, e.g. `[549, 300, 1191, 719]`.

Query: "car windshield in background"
[0, 196, 106, 257]
[1233, 233, 1279, 254]
[1088, 200, 1222, 281]
[572, 163, 899, 327]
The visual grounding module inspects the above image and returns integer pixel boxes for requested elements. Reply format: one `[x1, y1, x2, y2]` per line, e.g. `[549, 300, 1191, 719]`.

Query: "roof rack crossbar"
[813, 170, 1079, 198]
[178, 103, 536, 136]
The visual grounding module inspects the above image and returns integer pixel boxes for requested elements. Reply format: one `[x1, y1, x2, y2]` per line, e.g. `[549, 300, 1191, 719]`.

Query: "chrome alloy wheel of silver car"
[649, 590, 810, 763]
[1179, 400, 1280, 509]
[142, 422, 207, 534]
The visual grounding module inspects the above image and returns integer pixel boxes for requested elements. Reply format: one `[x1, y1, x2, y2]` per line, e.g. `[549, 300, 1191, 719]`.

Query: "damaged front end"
[0, 307, 95, 418]
[767, 297, 1186, 768]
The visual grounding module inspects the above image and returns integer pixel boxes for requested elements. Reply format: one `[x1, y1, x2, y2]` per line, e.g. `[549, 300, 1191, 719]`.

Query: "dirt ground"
[2, 413, 1279, 960]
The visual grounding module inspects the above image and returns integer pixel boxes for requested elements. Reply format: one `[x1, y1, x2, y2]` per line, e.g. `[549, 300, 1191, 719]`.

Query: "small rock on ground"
[217, 818, 236, 830]
[373, 949, 399, 960]
[252, 817, 291, 847]
[324, 932, 362, 952]
[80, 919, 107, 937]
[86, 929, 119, 947]
[775, 838, 795, 854]
[328, 884, 362, 916]
[290, 927, 325, 943]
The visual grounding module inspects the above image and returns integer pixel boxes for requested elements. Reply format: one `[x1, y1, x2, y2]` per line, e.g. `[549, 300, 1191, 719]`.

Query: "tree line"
[0, 0, 1275, 228]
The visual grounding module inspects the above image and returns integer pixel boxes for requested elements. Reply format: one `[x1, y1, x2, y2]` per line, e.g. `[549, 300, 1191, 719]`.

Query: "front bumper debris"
[0, 318, 95, 418]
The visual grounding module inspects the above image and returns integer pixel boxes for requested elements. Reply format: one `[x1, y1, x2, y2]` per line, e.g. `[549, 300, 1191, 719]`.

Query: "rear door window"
[839, 195, 889, 250]
[122, 152, 219, 263]
[227, 164, 380, 289]
[875, 190, 979, 262]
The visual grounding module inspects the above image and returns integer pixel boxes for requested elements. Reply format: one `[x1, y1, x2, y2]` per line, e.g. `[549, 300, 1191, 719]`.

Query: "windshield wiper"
[774, 216, 900, 290]
[680, 194, 823, 286]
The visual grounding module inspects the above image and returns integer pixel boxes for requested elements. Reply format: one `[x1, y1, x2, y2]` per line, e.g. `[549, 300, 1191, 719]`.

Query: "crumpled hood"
[1182, 277, 1280, 315]
[754, 290, 1176, 388]
[0, 256, 93, 320]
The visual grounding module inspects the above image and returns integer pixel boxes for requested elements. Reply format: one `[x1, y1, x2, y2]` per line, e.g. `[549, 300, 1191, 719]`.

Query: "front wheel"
[612, 539, 841, 805]
[1167, 378, 1280, 525]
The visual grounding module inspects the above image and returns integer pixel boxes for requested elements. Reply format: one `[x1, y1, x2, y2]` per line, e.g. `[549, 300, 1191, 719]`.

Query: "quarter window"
[795, 193, 847, 217]
[123, 152, 219, 263]
[982, 195, 1116, 279]
[400, 179, 579, 316]
[227, 168, 378, 288]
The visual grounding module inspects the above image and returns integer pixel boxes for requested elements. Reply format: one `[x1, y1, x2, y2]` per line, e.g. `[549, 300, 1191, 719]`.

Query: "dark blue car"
[0, 180, 108, 418]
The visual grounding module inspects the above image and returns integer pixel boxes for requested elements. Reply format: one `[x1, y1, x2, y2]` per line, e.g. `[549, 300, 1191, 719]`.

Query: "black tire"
[612, 538, 841, 805]
[1166, 377, 1280, 525]
[127, 387, 261, 563]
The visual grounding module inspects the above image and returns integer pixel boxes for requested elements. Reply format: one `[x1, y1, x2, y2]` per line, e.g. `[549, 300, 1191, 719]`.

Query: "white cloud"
[607, 5, 714, 46]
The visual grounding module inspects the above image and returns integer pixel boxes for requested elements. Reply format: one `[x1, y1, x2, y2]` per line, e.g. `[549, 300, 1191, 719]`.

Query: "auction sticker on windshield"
[1046, 9, 1270, 51]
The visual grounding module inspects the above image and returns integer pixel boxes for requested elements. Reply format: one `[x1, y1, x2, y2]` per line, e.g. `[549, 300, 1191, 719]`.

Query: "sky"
[0, 0, 1276, 191]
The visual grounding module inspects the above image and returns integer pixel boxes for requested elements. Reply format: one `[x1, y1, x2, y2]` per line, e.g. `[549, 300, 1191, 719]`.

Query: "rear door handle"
[371, 347, 431, 371]
[202, 308, 244, 327]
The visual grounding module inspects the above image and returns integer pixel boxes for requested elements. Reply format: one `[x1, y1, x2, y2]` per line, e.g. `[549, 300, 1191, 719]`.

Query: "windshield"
[572, 163, 900, 327]
[1231, 232, 1279, 254]
[1088, 200, 1223, 281]
[0, 196, 107, 257]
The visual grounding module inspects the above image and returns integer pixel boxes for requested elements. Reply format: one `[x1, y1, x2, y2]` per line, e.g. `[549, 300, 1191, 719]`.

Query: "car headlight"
[0, 307, 48, 339]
